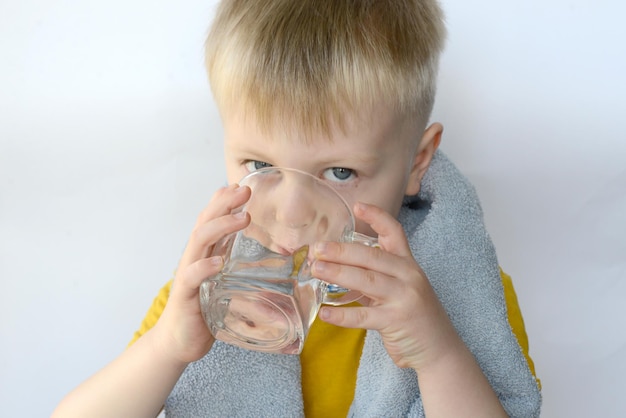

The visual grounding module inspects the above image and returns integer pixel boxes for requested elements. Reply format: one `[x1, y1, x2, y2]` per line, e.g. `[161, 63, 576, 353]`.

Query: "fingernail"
[313, 260, 326, 273]
[354, 202, 368, 212]
[319, 307, 330, 320]
[209, 255, 223, 267]
[233, 211, 247, 219]
[314, 242, 328, 255]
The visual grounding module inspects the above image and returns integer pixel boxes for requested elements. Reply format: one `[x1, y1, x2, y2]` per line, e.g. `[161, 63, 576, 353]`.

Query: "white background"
[1, 1, 624, 416]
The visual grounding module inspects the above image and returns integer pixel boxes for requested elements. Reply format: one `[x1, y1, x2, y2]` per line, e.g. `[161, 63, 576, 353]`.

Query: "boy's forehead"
[222, 100, 418, 145]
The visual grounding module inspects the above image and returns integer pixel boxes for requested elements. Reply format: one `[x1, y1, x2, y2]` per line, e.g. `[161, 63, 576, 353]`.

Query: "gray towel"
[165, 151, 541, 417]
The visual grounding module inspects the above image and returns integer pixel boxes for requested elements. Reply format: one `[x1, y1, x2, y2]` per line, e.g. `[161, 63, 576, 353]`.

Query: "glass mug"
[199, 167, 378, 354]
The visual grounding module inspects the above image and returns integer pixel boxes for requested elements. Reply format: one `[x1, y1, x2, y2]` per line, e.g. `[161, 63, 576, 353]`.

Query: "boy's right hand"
[151, 184, 251, 365]
[51, 184, 252, 418]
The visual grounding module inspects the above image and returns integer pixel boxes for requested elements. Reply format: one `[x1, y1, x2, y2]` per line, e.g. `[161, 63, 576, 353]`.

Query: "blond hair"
[205, 0, 446, 139]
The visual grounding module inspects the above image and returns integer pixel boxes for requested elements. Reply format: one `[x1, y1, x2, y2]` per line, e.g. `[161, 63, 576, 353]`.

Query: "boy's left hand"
[311, 202, 462, 372]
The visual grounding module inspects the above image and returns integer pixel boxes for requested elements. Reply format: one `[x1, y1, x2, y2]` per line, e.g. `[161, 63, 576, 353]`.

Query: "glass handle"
[350, 232, 379, 248]
[321, 283, 362, 306]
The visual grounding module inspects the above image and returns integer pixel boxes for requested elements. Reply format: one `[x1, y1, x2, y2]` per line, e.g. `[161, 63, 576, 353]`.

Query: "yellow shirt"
[129, 269, 538, 418]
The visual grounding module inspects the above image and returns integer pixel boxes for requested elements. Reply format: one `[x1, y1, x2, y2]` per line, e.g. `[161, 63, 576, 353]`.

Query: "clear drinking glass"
[199, 167, 378, 354]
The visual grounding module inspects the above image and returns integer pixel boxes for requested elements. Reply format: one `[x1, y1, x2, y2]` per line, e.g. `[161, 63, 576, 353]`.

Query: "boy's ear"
[405, 122, 443, 196]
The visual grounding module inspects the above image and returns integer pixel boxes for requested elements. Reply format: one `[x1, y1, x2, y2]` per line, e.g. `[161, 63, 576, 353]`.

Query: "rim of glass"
[237, 166, 356, 232]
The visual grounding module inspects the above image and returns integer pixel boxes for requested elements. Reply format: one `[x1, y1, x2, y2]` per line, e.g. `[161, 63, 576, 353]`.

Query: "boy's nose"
[264, 174, 329, 253]
[272, 175, 319, 229]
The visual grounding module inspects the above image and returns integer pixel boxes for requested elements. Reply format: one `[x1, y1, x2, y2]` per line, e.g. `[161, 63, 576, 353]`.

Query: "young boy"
[53, 1, 541, 417]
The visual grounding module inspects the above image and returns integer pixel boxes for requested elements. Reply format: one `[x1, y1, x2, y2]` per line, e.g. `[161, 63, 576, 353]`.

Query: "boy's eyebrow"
[317, 153, 381, 166]
[228, 142, 382, 166]
[226, 143, 272, 159]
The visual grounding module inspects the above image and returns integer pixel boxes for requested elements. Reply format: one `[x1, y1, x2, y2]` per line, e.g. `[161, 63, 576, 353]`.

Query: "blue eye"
[244, 160, 273, 172]
[322, 167, 354, 182]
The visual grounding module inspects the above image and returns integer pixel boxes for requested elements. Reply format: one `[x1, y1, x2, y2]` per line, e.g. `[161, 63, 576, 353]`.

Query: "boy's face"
[222, 103, 441, 236]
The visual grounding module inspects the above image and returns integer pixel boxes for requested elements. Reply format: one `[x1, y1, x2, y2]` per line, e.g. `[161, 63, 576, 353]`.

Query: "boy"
[53, 1, 541, 417]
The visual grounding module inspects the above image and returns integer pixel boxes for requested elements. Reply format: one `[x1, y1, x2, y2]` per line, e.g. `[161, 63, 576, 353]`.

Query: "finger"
[180, 211, 250, 268]
[312, 240, 410, 285]
[353, 202, 413, 257]
[314, 240, 387, 269]
[173, 256, 224, 301]
[195, 184, 251, 227]
[318, 305, 387, 330]
[311, 258, 401, 301]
